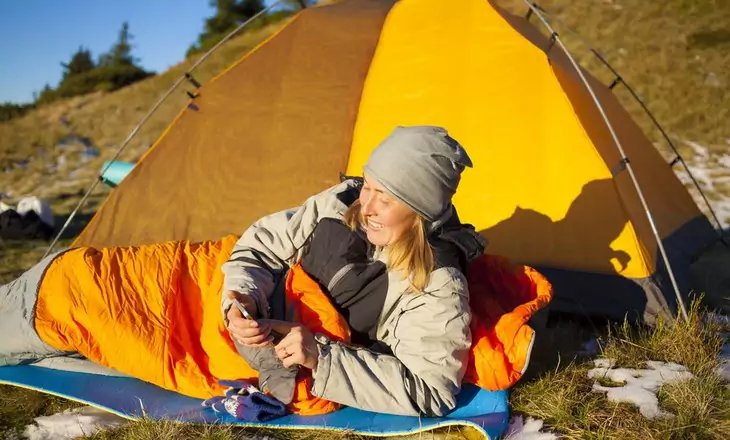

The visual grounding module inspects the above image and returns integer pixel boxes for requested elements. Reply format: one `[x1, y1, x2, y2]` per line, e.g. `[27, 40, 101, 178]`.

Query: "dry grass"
[511, 299, 730, 440]
[602, 299, 727, 374]
[85, 420, 482, 440]
[0, 384, 85, 438]
[86, 419, 253, 440]
[0, 237, 73, 283]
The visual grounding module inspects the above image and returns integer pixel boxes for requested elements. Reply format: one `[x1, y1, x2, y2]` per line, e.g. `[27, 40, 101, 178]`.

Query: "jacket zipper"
[327, 263, 355, 292]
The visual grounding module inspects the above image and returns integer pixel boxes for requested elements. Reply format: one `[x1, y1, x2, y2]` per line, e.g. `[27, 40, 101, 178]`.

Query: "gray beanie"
[362, 125, 473, 222]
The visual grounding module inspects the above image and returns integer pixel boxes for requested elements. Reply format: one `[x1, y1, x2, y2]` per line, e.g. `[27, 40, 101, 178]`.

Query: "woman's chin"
[365, 229, 389, 247]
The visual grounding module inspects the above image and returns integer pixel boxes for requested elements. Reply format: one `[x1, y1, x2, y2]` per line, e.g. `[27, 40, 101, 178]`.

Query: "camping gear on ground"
[201, 380, 288, 422]
[0, 234, 550, 438]
[0, 197, 54, 240]
[1, 235, 550, 403]
[99, 161, 135, 188]
[0, 365, 509, 439]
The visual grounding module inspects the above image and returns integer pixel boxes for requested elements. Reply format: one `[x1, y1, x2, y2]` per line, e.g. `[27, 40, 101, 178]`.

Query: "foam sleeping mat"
[0, 365, 509, 438]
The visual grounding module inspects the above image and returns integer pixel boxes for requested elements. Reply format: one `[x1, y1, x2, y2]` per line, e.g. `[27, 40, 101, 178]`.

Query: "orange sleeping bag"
[34, 235, 552, 415]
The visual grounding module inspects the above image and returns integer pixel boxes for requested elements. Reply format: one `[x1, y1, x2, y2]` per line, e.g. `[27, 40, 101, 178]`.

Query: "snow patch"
[22, 406, 126, 440]
[588, 359, 694, 419]
[717, 155, 730, 170]
[504, 416, 559, 440]
[705, 312, 730, 327]
[675, 140, 730, 227]
[717, 360, 730, 384]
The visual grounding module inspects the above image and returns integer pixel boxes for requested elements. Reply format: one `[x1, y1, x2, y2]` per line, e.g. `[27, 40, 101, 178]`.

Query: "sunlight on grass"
[511, 298, 730, 440]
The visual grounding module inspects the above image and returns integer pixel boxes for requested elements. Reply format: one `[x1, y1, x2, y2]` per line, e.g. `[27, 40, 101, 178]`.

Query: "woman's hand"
[225, 291, 272, 347]
[267, 321, 319, 370]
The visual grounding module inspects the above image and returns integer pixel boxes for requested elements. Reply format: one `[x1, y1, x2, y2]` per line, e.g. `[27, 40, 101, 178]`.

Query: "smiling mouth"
[367, 218, 384, 230]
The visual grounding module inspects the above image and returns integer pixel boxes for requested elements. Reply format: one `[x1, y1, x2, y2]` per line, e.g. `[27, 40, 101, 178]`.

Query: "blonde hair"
[344, 200, 434, 293]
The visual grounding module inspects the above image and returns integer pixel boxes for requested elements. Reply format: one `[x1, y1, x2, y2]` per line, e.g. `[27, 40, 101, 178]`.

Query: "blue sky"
[0, 1, 285, 104]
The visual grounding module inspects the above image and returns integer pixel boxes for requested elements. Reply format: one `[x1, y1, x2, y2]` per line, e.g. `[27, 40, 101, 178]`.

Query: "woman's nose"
[361, 195, 374, 216]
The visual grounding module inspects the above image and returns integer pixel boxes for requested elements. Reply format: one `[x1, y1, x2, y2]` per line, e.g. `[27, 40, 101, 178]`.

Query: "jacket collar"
[429, 207, 488, 265]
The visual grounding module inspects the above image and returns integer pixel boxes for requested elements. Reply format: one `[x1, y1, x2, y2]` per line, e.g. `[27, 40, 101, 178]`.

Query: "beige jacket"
[221, 179, 479, 416]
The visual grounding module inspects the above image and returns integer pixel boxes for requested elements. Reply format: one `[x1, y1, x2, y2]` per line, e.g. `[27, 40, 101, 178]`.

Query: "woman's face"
[359, 175, 417, 247]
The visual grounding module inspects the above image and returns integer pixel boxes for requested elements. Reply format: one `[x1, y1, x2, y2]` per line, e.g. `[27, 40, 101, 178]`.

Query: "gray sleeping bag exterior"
[0, 251, 68, 366]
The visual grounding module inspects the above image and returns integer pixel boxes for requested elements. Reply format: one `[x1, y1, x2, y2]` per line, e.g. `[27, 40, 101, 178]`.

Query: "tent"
[70, 0, 718, 323]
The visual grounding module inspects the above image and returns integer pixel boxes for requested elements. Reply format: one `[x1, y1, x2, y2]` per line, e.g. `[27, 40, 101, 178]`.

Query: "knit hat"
[363, 126, 473, 223]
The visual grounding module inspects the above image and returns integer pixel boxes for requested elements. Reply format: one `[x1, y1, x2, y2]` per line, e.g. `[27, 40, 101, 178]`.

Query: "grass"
[497, 0, 729, 155]
[83, 420, 483, 440]
[0, 238, 73, 283]
[1, 0, 729, 439]
[510, 300, 730, 440]
[601, 299, 726, 375]
[0, 385, 85, 436]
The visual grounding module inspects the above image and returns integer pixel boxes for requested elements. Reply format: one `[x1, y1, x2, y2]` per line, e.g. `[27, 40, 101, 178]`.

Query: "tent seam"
[342, 1, 399, 175]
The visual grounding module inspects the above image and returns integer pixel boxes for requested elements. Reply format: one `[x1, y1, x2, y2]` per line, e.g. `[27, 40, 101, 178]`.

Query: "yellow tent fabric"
[73, 0, 716, 322]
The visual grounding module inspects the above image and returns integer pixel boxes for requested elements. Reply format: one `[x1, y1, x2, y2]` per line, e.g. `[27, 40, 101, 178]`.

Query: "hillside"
[0, 0, 728, 224]
[0, 19, 287, 215]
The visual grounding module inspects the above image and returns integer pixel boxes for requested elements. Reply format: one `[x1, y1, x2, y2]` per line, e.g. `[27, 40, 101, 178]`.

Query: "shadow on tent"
[479, 178, 650, 324]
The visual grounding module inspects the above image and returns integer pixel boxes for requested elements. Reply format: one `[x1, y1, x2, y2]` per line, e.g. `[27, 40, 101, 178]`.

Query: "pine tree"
[99, 22, 138, 67]
[61, 46, 96, 80]
[283, 0, 310, 9]
[187, 0, 265, 56]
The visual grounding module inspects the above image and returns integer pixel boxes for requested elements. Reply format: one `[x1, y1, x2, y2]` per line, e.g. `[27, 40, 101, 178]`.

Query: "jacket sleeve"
[220, 180, 356, 319]
[310, 268, 472, 417]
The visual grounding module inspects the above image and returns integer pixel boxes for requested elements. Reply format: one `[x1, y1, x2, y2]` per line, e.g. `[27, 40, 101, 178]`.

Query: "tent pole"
[524, 1, 727, 243]
[42, 1, 287, 259]
[521, 0, 690, 321]
[590, 51, 728, 244]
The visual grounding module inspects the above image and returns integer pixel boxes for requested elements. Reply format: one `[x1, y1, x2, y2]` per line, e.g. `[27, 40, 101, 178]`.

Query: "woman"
[221, 125, 487, 417]
[0, 125, 488, 418]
